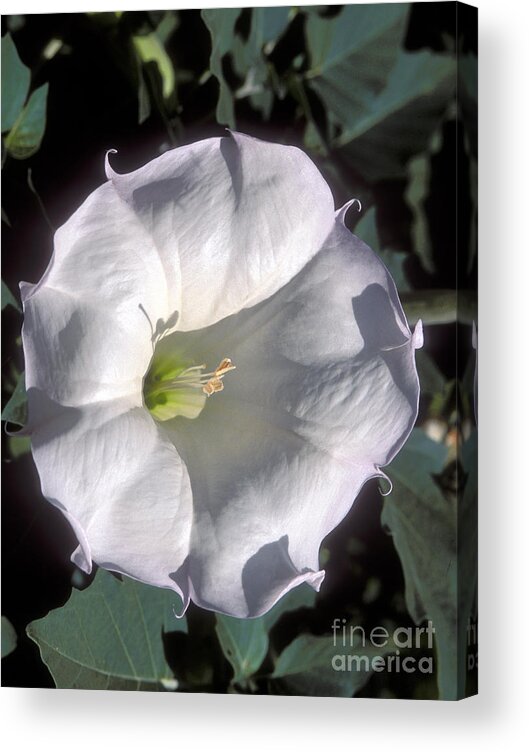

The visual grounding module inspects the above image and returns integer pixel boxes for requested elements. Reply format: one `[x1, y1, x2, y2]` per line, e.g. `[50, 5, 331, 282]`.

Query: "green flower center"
[143, 343, 235, 422]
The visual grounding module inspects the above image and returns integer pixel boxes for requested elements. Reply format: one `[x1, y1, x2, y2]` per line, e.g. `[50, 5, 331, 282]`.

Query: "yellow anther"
[202, 358, 236, 396]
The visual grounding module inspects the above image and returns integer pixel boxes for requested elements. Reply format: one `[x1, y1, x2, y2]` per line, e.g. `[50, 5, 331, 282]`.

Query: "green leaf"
[215, 615, 268, 685]
[305, 3, 409, 141]
[203, 7, 290, 125]
[202, 8, 242, 128]
[1, 370, 27, 427]
[4, 82, 49, 160]
[271, 633, 395, 697]
[133, 31, 175, 100]
[415, 349, 446, 396]
[353, 206, 380, 251]
[338, 51, 455, 181]
[400, 289, 476, 327]
[353, 207, 410, 291]
[1, 279, 21, 312]
[137, 65, 151, 124]
[27, 569, 186, 690]
[1, 616, 17, 658]
[258, 6, 292, 47]
[406, 152, 434, 273]
[405, 129, 443, 274]
[306, 3, 407, 76]
[216, 584, 316, 685]
[264, 582, 316, 630]
[378, 249, 410, 292]
[7, 434, 31, 459]
[1, 33, 30, 133]
[232, 7, 291, 118]
[155, 11, 179, 45]
[382, 429, 463, 699]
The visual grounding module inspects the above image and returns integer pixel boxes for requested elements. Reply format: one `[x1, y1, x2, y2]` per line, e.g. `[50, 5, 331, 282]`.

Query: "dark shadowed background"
[1, 3, 477, 698]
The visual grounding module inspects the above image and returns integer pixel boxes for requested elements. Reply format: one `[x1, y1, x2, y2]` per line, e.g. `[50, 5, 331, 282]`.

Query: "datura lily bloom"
[20, 131, 422, 618]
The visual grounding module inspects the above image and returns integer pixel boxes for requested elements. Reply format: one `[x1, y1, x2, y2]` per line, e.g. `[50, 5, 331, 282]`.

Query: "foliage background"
[1, 2, 477, 699]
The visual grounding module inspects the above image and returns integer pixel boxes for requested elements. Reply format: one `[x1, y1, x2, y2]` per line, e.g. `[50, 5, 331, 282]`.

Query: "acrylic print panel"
[1, 2, 477, 699]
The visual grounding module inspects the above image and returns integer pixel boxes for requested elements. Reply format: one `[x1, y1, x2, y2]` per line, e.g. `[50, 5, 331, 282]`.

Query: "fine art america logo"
[331, 619, 435, 675]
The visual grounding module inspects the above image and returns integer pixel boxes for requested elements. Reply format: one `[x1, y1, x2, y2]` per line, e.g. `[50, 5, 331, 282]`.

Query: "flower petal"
[21, 182, 170, 408]
[105, 131, 336, 330]
[28, 391, 193, 604]
[163, 221, 419, 617]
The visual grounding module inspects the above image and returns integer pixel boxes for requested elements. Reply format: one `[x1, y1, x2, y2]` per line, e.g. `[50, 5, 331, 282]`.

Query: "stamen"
[144, 353, 235, 421]
[203, 377, 224, 396]
[202, 358, 236, 396]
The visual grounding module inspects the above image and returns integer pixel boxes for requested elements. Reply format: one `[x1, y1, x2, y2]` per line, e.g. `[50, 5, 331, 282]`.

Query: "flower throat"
[144, 348, 236, 422]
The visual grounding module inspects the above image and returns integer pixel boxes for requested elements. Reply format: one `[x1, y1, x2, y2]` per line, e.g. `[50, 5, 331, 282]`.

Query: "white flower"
[20, 131, 422, 618]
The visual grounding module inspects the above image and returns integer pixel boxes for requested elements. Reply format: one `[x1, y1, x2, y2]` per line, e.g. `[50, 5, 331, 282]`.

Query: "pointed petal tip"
[171, 596, 189, 620]
[19, 280, 35, 303]
[336, 198, 362, 225]
[224, 128, 246, 144]
[309, 568, 326, 592]
[257, 567, 326, 616]
[377, 469, 394, 497]
[412, 319, 424, 349]
[104, 149, 118, 180]
[71, 543, 93, 574]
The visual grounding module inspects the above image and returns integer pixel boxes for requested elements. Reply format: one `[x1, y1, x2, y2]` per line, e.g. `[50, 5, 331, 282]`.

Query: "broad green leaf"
[306, 3, 407, 75]
[203, 7, 290, 124]
[1, 616, 17, 658]
[237, 5, 291, 59]
[1, 33, 30, 133]
[382, 430, 463, 699]
[258, 6, 292, 47]
[216, 583, 316, 682]
[133, 31, 175, 99]
[215, 615, 268, 685]
[305, 4, 409, 137]
[232, 7, 291, 117]
[216, 584, 316, 684]
[1, 279, 20, 311]
[5, 82, 49, 160]
[1, 370, 27, 427]
[27, 569, 186, 690]
[202, 8, 242, 128]
[271, 633, 396, 697]
[338, 51, 455, 181]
